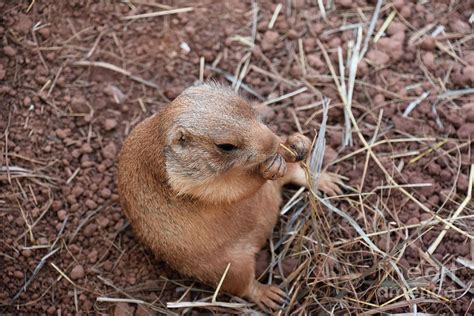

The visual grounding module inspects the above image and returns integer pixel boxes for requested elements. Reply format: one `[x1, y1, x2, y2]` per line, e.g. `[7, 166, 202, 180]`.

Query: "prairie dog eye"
[216, 143, 238, 152]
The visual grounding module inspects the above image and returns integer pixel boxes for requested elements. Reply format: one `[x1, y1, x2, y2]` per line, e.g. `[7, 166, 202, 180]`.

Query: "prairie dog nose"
[255, 124, 280, 157]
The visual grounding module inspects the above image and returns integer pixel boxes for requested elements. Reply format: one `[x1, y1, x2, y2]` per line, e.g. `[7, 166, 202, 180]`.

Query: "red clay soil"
[1, 0, 473, 315]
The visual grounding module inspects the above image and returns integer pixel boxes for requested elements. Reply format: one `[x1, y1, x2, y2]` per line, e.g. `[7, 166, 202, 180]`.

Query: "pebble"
[103, 118, 118, 131]
[87, 250, 98, 263]
[420, 37, 436, 51]
[70, 265, 85, 280]
[457, 174, 469, 193]
[457, 123, 474, 139]
[420, 213, 432, 222]
[114, 303, 134, 316]
[13, 271, 24, 279]
[85, 199, 98, 210]
[136, 305, 156, 316]
[392, 0, 404, 10]
[3, 46, 17, 57]
[14, 14, 33, 34]
[84, 223, 97, 237]
[38, 27, 50, 38]
[23, 96, 32, 106]
[367, 50, 390, 66]
[261, 31, 279, 51]
[306, 54, 324, 68]
[102, 142, 117, 159]
[337, 0, 352, 8]
[97, 217, 109, 228]
[46, 306, 56, 315]
[57, 210, 67, 221]
[51, 200, 63, 211]
[406, 217, 420, 225]
[81, 143, 93, 154]
[387, 22, 406, 35]
[449, 19, 470, 33]
[55, 128, 70, 139]
[72, 186, 84, 198]
[462, 103, 474, 123]
[100, 188, 112, 199]
[463, 66, 474, 84]
[422, 52, 435, 68]
[21, 249, 32, 258]
[37, 237, 49, 245]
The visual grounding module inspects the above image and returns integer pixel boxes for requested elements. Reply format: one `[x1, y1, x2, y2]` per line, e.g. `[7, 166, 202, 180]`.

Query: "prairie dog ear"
[169, 127, 189, 146]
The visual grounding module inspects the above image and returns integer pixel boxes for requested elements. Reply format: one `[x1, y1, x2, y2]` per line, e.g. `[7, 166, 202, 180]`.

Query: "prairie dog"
[118, 83, 340, 309]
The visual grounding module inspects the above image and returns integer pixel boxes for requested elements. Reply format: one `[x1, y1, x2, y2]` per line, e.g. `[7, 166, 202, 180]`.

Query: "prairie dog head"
[163, 83, 280, 204]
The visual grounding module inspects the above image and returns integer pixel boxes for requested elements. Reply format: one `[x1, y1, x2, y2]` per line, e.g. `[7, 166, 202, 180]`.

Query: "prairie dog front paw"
[259, 154, 287, 180]
[279, 133, 312, 162]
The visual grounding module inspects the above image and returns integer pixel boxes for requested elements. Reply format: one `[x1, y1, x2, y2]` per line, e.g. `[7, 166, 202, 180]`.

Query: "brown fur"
[117, 83, 339, 310]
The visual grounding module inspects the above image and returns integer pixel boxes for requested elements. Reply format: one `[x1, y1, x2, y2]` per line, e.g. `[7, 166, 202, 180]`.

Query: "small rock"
[422, 52, 435, 68]
[97, 217, 109, 228]
[293, 92, 313, 107]
[13, 271, 24, 279]
[457, 123, 474, 139]
[462, 103, 474, 123]
[3, 46, 17, 57]
[81, 143, 93, 154]
[51, 200, 63, 211]
[14, 14, 33, 34]
[84, 223, 97, 237]
[337, 0, 352, 8]
[70, 96, 89, 113]
[46, 306, 56, 315]
[103, 118, 118, 131]
[420, 213, 432, 222]
[450, 19, 470, 33]
[57, 210, 67, 221]
[387, 22, 406, 35]
[406, 217, 420, 225]
[464, 52, 474, 66]
[136, 305, 156, 316]
[463, 66, 474, 84]
[70, 265, 85, 280]
[287, 29, 299, 40]
[37, 237, 48, 245]
[114, 302, 134, 316]
[22, 96, 31, 106]
[67, 245, 79, 256]
[306, 54, 324, 68]
[400, 5, 412, 18]
[38, 27, 50, 38]
[85, 199, 98, 210]
[292, 0, 305, 9]
[55, 128, 70, 139]
[457, 174, 469, 193]
[367, 50, 390, 66]
[87, 250, 98, 263]
[392, 0, 404, 10]
[21, 249, 32, 258]
[72, 186, 84, 198]
[261, 31, 279, 51]
[420, 37, 436, 51]
[102, 142, 117, 159]
[100, 188, 112, 199]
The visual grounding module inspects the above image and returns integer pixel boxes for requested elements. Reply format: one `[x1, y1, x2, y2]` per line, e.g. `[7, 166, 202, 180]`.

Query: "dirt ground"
[1, 0, 473, 315]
